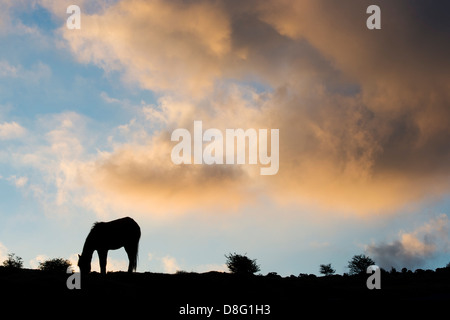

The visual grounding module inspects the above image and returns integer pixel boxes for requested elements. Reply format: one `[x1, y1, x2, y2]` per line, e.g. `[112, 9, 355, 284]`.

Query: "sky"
[0, 0, 450, 276]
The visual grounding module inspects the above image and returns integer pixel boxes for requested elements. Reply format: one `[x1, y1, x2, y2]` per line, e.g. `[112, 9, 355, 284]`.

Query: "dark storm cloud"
[367, 215, 450, 270]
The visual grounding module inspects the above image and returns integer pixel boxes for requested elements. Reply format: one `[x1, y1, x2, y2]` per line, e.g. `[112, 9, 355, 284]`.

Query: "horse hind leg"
[125, 243, 138, 272]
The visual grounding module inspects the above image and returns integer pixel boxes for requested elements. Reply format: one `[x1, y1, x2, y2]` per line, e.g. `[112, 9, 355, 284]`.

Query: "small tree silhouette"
[38, 258, 71, 272]
[347, 254, 375, 275]
[225, 252, 260, 275]
[319, 263, 335, 276]
[2, 253, 23, 269]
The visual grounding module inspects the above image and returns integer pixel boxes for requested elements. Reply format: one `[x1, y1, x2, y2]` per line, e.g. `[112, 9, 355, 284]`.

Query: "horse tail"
[133, 240, 139, 272]
[131, 227, 141, 272]
[136, 242, 140, 271]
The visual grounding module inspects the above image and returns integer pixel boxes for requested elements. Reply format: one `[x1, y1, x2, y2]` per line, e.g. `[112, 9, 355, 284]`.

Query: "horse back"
[91, 217, 140, 250]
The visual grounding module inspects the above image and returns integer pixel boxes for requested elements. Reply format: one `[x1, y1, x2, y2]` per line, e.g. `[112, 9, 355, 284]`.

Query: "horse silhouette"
[78, 217, 141, 275]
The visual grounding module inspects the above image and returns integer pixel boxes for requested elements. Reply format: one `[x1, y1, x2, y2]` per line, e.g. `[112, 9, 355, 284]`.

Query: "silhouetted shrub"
[2, 253, 23, 269]
[347, 254, 375, 275]
[176, 270, 193, 275]
[298, 273, 308, 278]
[38, 258, 71, 272]
[298, 273, 316, 279]
[225, 252, 260, 275]
[266, 272, 281, 278]
[401, 267, 412, 274]
[319, 263, 335, 276]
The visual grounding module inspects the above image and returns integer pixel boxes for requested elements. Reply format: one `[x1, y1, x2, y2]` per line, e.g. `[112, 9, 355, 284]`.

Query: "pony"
[78, 217, 141, 275]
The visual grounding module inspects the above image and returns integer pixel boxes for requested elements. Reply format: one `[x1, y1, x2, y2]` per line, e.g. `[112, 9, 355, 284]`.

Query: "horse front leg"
[98, 249, 108, 275]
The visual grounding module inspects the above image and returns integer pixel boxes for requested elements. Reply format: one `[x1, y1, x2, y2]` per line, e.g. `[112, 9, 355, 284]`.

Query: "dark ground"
[1, 267, 449, 317]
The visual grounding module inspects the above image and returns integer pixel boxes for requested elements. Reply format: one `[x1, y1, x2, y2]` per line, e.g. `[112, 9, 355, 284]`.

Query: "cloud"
[25, 96, 264, 217]
[253, 0, 450, 213]
[100, 91, 121, 104]
[6, 112, 94, 217]
[367, 214, 450, 270]
[0, 60, 19, 78]
[84, 136, 253, 215]
[7, 175, 28, 188]
[58, 0, 232, 96]
[148, 253, 181, 273]
[0, 242, 8, 263]
[0, 121, 26, 140]
[17, 0, 450, 217]
[29, 254, 49, 269]
[161, 255, 180, 274]
[0, 60, 51, 81]
[0, 0, 40, 35]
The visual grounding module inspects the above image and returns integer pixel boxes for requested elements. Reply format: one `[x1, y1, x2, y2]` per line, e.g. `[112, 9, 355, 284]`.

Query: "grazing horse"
[78, 217, 141, 275]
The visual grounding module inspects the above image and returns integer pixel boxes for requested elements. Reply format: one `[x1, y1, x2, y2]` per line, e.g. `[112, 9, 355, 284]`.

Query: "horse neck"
[81, 233, 96, 260]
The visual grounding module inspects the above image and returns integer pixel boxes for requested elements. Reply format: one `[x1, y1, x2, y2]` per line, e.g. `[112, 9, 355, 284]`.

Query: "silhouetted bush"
[175, 270, 188, 274]
[298, 273, 317, 279]
[266, 272, 281, 278]
[401, 267, 412, 274]
[298, 273, 308, 278]
[2, 253, 23, 269]
[225, 252, 260, 275]
[38, 258, 71, 272]
[347, 254, 375, 275]
[319, 263, 335, 276]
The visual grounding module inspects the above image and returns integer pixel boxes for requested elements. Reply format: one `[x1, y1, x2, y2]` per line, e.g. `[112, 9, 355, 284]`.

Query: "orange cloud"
[36, 0, 450, 216]
[61, 0, 231, 96]
[86, 137, 253, 215]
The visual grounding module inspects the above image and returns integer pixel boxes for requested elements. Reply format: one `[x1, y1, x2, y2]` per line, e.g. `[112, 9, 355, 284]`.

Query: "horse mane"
[90, 221, 103, 232]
